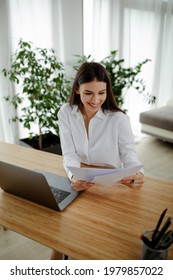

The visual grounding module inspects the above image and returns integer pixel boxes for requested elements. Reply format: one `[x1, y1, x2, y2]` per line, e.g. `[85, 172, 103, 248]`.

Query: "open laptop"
[0, 161, 79, 211]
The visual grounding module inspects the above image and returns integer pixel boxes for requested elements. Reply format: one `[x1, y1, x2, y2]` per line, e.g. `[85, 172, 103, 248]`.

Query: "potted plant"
[2, 39, 70, 154]
[73, 51, 156, 108]
[101, 50, 156, 107]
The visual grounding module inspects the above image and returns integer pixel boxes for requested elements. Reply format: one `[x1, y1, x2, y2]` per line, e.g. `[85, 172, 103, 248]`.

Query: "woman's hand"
[71, 177, 95, 191]
[120, 172, 144, 189]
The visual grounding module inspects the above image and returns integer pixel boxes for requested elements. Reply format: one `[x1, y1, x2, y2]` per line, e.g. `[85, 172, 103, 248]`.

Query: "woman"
[50, 62, 144, 259]
[58, 62, 144, 191]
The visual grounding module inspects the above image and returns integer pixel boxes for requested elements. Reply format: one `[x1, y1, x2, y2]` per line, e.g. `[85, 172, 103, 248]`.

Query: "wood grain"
[0, 141, 173, 259]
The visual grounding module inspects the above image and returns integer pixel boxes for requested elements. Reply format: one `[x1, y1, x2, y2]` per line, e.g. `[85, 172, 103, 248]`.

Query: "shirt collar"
[95, 108, 106, 119]
[71, 105, 106, 120]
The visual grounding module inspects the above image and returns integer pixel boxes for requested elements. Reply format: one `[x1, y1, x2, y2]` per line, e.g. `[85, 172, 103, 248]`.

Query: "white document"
[67, 164, 143, 186]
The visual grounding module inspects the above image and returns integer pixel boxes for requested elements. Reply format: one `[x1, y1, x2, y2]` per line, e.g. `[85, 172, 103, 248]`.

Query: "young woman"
[58, 62, 144, 191]
[50, 62, 144, 259]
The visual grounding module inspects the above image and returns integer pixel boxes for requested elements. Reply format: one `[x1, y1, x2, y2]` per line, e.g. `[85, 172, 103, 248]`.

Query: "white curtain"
[0, 0, 17, 143]
[1, 0, 173, 141]
[83, 0, 173, 135]
[0, 0, 64, 143]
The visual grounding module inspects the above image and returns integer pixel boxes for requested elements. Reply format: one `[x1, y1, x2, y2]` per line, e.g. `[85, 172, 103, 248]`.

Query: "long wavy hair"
[68, 62, 124, 113]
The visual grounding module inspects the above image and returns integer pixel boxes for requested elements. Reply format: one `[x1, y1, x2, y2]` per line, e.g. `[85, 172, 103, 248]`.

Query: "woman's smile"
[77, 80, 107, 117]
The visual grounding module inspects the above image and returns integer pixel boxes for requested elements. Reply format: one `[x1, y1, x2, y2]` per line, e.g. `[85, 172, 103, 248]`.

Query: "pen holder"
[141, 230, 168, 260]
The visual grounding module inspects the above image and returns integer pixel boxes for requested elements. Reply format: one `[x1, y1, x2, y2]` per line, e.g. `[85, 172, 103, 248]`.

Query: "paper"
[67, 164, 143, 186]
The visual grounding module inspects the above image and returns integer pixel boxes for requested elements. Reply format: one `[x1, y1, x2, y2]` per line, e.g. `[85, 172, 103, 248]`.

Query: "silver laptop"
[0, 161, 79, 211]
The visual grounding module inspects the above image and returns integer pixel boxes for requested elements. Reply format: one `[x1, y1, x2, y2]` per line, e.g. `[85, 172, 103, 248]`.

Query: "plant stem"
[38, 125, 42, 150]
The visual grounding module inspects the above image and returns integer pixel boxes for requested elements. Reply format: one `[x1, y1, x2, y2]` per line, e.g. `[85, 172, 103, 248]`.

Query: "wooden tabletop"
[0, 141, 173, 259]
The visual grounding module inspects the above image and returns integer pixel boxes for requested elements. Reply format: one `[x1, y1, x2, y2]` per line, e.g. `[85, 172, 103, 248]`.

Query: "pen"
[140, 234, 153, 248]
[152, 217, 172, 248]
[151, 208, 167, 241]
[156, 230, 173, 250]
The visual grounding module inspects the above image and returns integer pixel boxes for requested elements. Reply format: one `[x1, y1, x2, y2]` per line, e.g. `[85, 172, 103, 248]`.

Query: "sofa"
[139, 99, 173, 143]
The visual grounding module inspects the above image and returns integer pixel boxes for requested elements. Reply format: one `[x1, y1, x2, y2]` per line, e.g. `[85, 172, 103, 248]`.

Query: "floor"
[0, 136, 173, 260]
[0, 227, 50, 260]
[136, 135, 173, 182]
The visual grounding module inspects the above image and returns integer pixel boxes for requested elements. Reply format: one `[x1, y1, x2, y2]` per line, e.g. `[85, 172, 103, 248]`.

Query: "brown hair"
[68, 62, 124, 112]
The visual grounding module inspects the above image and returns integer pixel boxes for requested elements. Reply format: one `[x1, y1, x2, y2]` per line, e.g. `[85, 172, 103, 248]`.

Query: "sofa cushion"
[140, 106, 173, 132]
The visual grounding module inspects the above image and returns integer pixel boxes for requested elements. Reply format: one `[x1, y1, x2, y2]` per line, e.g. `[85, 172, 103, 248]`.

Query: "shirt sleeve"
[118, 114, 144, 173]
[58, 105, 80, 179]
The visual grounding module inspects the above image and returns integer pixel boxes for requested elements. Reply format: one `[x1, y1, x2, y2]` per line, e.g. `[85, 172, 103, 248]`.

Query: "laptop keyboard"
[50, 186, 71, 204]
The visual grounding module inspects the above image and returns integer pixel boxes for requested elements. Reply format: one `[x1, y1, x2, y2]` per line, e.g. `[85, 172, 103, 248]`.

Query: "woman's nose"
[91, 94, 99, 103]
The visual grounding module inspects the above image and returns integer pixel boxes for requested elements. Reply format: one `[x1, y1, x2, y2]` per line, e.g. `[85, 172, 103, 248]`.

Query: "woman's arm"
[118, 115, 144, 189]
[58, 105, 81, 179]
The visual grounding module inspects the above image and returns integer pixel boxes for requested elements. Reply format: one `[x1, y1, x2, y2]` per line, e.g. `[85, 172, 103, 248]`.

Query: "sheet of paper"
[67, 164, 143, 186]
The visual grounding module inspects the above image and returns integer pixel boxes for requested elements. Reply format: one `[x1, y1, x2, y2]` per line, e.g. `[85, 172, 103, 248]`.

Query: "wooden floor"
[0, 136, 173, 260]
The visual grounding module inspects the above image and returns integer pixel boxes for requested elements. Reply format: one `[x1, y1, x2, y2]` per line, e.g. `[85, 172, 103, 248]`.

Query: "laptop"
[0, 161, 79, 211]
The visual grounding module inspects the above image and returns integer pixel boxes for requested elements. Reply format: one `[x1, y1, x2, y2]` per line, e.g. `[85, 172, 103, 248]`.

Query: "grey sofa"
[139, 101, 173, 143]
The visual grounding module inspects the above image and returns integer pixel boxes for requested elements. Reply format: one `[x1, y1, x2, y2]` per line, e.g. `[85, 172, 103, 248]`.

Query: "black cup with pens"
[140, 208, 173, 260]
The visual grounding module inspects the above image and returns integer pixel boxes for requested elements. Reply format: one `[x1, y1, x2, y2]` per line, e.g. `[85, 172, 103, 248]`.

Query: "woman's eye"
[99, 91, 106, 94]
[84, 92, 93, 95]
[83, 90, 106, 95]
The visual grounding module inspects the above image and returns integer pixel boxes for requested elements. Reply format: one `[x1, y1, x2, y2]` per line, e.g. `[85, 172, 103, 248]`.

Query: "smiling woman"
[58, 62, 144, 189]
[50, 61, 144, 260]
[76, 80, 107, 122]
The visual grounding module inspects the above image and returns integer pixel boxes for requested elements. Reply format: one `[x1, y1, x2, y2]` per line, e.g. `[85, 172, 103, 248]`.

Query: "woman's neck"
[80, 105, 97, 137]
[80, 105, 97, 121]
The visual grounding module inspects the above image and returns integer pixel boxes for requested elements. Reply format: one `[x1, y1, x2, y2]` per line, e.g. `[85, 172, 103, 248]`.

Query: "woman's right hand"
[71, 177, 95, 191]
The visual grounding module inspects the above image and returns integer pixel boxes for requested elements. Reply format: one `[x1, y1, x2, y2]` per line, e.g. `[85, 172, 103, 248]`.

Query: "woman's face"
[77, 80, 107, 117]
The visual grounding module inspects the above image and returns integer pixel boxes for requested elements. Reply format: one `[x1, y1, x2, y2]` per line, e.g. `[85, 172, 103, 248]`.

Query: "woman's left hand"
[120, 172, 144, 189]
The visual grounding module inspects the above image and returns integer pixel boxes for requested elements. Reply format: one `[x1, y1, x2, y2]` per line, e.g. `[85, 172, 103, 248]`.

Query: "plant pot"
[19, 133, 62, 155]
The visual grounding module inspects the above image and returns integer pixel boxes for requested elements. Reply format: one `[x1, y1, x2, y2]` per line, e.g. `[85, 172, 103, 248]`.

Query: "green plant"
[101, 50, 155, 106]
[2, 39, 70, 149]
[74, 50, 156, 108]
[73, 54, 94, 71]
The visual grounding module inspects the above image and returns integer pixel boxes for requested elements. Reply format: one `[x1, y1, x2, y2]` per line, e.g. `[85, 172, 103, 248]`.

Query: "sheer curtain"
[0, 0, 17, 143]
[83, 0, 173, 135]
[0, 0, 64, 143]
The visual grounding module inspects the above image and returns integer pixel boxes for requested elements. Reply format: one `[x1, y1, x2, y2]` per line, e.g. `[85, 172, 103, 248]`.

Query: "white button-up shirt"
[58, 103, 142, 179]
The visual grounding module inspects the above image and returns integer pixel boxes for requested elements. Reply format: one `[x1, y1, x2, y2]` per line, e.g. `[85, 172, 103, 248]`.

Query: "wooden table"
[0, 141, 173, 259]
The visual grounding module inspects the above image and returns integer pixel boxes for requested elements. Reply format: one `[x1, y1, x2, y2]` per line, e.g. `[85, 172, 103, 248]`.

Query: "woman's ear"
[76, 88, 80, 94]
